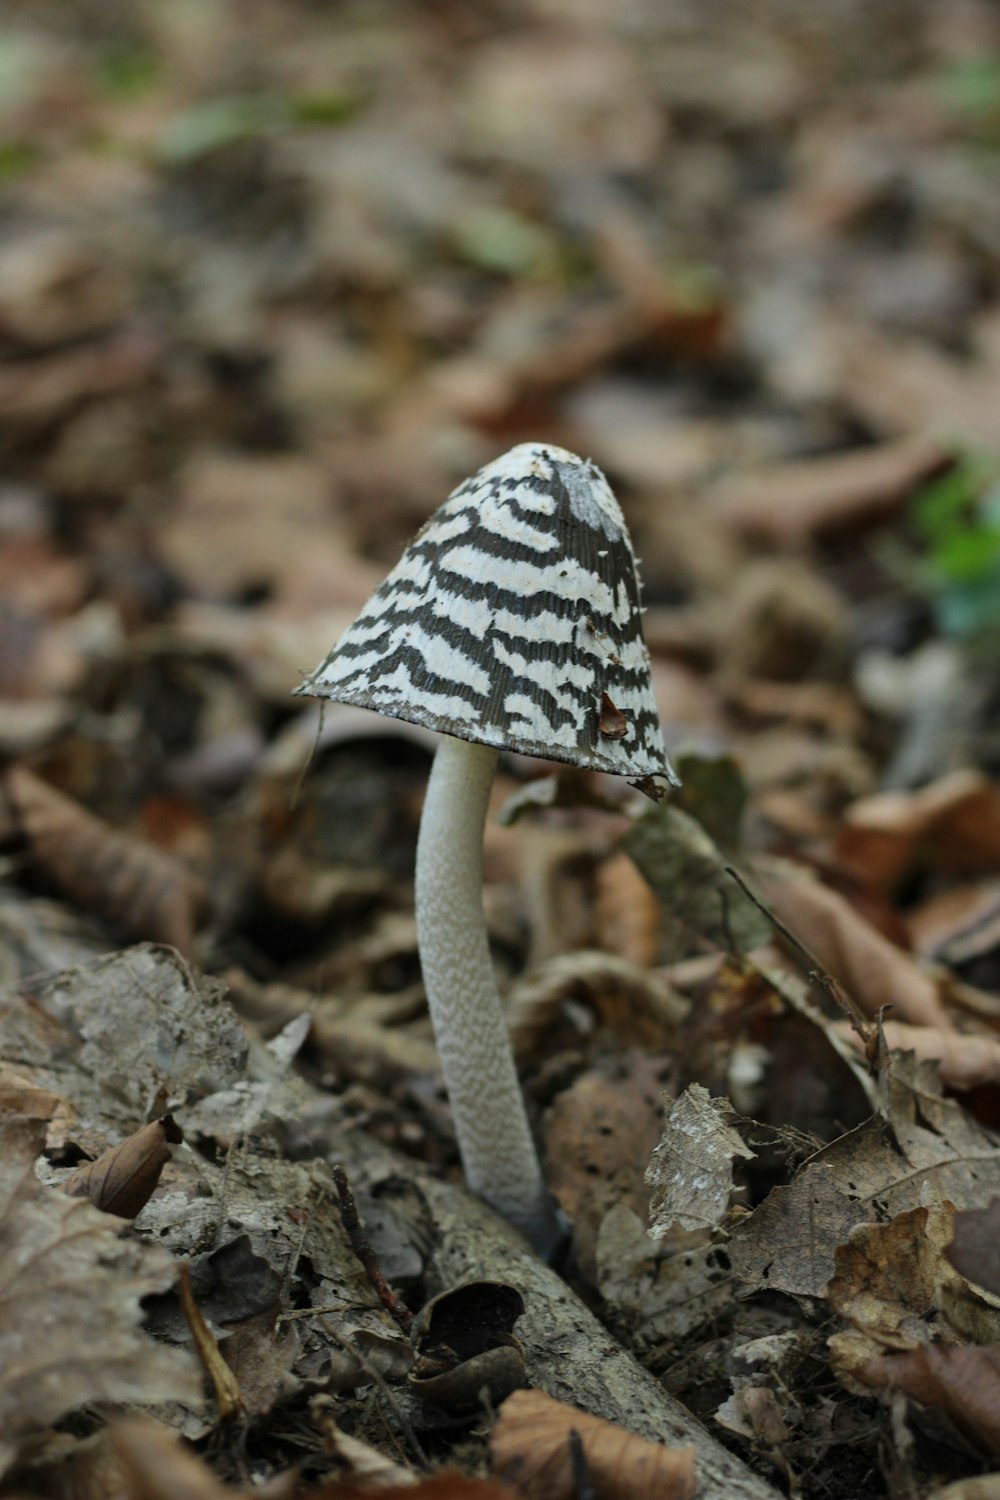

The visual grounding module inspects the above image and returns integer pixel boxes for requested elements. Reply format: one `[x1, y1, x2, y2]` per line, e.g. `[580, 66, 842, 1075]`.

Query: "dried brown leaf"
[729, 1163, 865, 1299]
[947, 1200, 1000, 1298]
[731, 1050, 1000, 1298]
[707, 435, 945, 545]
[849, 1345, 1000, 1454]
[836, 1019, 1000, 1092]
[0, 1117, 199, 1476]
[545, 1054, 668, 1279]
[491, 1388, 696, 1500]
[62, 1115, 183, 1218]
[755, 857, 950, 1029]
[5, 767, 208, 954]
[837, 771, 1000, 894]
[111, 1417, 239, 1500]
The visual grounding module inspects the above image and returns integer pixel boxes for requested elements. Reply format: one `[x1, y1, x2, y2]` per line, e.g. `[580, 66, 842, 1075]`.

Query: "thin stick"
[724, 865, 871, 1037]
[330, 1163, 414, 1335]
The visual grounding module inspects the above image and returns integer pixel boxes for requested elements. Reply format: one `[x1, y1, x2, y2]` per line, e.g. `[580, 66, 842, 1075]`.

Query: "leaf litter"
[3, 1, 1000, 1497]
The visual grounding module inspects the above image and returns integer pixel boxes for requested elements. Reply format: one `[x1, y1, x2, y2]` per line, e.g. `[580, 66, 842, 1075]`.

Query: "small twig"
[330, 1163, 415, 1335]
[568, 1429, 597, 1500]
[724, 865, 871, 1038]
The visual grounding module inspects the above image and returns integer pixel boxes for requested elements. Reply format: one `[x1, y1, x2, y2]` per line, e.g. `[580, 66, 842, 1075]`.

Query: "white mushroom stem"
[415, 734, 559, 1254]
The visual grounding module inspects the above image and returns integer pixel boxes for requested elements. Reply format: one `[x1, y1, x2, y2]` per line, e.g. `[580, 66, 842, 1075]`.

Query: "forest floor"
[3, 3, 1000, 1499]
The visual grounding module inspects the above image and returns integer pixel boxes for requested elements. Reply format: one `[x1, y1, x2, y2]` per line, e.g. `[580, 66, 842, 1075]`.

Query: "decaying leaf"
[836, 1019, 1000, 1092]
[756, 857, 950, 1029]
[25, 944, 249, 1118]
[837, 770, 1000, 893]
[646, 1083, 754, 1236]
[624, 804, 771, 956]
[5, 766, 209, 955]
[829, 1204, 1000, 1450]
[63, 1115, 183, 1218]
[545, 1055, 669, 1279]
[596, 1203, 731, 1353]
[947, 1200, 1000, 1298]
[508, 951, 686, 1062]
[491, 1388, 697, 1500]
[0, 1117, 199, 1476]
[731, 1050, 1000, 1299]
[729, 1163, 864, 1300]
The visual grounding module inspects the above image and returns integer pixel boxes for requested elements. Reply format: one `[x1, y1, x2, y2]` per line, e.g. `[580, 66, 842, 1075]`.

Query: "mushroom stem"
[415, 734, 559, 1254]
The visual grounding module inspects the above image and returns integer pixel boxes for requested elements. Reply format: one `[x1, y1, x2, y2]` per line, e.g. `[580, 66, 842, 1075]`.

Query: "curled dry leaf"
[491, 1388, 696, 1500]
[0, 1117, 198, 1477]
[62, 1115, 183, 1218]
[829, 1203, 1000, 1449]
[5, 766, 209, 955]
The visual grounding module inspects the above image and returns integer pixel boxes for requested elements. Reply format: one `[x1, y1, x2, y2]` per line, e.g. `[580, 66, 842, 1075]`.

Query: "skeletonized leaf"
[646, 1083, 754, 1236]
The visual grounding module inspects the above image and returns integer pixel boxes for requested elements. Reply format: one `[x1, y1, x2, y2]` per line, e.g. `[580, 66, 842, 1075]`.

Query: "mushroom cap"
[295, 442, 675, 780]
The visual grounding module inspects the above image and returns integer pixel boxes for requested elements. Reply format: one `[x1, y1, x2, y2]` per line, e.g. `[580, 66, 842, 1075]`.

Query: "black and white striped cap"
[296, 443, 675, 780]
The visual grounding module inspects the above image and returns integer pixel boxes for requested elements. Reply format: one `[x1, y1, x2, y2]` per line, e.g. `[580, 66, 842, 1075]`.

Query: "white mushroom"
[295, 443, 677, 1253]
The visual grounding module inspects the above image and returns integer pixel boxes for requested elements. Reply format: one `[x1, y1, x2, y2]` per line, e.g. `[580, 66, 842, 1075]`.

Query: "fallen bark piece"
[492, 1388, 696, 1500]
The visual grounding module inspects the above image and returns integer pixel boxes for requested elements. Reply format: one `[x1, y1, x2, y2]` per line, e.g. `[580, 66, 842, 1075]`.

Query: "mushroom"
[295, 443, 676, 1253]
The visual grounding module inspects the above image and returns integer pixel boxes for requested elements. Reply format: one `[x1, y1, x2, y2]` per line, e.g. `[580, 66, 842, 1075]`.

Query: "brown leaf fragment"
[646, 1083, 754, 1236]
[836, 1019, 1000, 1092]
[706, 435, 946, 545]
[729, 1164, 865, 1299]
[62, 1115, 183, 1218]
[491, 1389, 696, 1500]
[178, 1261, 243, 1421]
[111, 1417, 241, 1500]
[544, 1056, 668, 1280]
[755, 857, 950, 1029]
[827, 1204, 959, 1350]
[837, 771, 1000, 894]
[0, 1067, 70, 1129]
[5, 767, 208, 955]
[0, 1117, 198, 1477]
[947, 1200, 1000, 1298]
[852, 1345, 1000, 1455]
[599, 691, 629, 740]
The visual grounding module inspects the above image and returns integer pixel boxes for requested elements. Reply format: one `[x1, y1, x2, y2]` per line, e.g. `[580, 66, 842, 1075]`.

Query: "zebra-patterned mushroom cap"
[296, 443, 675, 780]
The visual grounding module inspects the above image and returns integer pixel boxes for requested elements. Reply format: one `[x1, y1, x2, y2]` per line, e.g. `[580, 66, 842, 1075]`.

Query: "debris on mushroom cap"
[296, 443, 675, 780]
